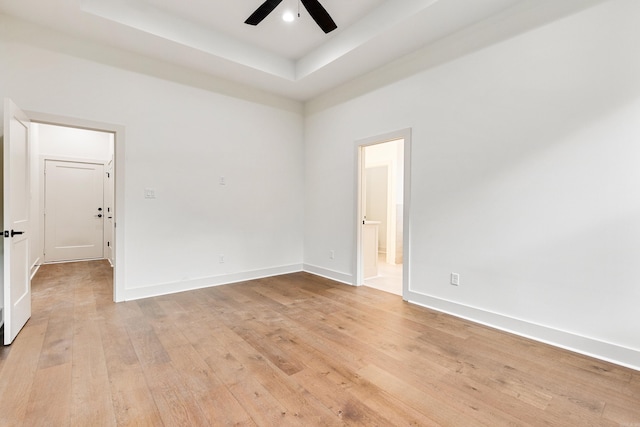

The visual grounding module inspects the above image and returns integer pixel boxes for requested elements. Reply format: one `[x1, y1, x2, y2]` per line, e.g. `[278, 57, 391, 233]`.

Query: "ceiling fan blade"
[245, 0, 284, 26]
[300, 0, 337, 33]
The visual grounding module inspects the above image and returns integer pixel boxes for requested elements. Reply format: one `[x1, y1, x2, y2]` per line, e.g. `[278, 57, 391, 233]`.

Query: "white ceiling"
[0, 0, 601, 101]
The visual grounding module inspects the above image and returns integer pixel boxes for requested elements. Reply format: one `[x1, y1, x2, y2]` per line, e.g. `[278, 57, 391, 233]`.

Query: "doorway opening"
[36, 124, 115, 266]
[356, 129, 411, 297]
[26, 110, 125, 303]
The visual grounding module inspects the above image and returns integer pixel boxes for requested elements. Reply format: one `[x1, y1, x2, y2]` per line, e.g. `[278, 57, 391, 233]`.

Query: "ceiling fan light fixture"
[245, 0, 337, 34]
[282, 10, 295, 22]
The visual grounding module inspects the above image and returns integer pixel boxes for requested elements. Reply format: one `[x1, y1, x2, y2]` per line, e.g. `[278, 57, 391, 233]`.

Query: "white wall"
[0, 20, 305, 300]
[37, 123, 113, 162]
[304, 0, 640, 369]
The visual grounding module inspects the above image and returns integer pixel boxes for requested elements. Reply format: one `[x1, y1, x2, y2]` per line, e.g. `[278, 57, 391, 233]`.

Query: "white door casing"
[44, 160, 104, 262]
[104, 160, 114, 265]
[2, 98, 32, 345]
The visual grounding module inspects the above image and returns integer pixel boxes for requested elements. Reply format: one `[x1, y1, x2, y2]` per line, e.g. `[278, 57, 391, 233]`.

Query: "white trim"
[29, 262, 40, 280]
[39, 154, 108, 164]
[407, 291, 640, 372]
[303, 264, 354, 286]
[124, 264, 304, 301]
[26, 110, 125, 302]
[42, 257, 106, 265]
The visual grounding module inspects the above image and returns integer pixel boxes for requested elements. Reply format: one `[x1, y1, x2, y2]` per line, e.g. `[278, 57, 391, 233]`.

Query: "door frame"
[354, 128, 411, 298]
[26, 110, 125, 302]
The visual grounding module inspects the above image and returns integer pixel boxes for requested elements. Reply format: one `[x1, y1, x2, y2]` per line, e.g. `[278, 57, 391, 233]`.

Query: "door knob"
[11, 230, 25, 237]
[96, 214, 103, 218]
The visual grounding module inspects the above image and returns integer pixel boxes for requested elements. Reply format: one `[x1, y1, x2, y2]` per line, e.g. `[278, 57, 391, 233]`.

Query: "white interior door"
[44, 160, 104, 262]
[2, 98, 32, 345]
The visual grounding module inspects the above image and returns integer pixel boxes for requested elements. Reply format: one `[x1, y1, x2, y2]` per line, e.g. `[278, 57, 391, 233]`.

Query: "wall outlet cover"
[451, 272, 460, 286]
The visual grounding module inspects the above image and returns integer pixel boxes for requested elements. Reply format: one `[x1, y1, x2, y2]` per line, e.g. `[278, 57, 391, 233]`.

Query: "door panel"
[44, 160, 104, 262]
[3, 98, 32, 345]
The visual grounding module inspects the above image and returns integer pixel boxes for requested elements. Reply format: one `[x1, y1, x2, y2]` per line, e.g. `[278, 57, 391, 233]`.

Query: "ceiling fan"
[245, 0, 338, 34]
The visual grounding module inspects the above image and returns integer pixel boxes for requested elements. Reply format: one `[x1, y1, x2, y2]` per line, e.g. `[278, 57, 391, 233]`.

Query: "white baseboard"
[406, 290, 640, 372]
[123, 263, 303, 301]
[302, 264, 354, 286]
[30, 259, 41, 280]
[42, 257, 105, 265]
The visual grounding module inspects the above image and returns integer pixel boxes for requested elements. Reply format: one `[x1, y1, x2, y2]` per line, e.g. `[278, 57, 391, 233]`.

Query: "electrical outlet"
[329, 250, 335, 260]
[219, 255, 225, 263]
[219, 176, 226, 185]
[450, 272, 460, 286]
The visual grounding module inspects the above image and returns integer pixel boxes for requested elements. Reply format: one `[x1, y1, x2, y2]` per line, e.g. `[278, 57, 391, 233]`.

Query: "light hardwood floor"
[0, 260, 638, 426]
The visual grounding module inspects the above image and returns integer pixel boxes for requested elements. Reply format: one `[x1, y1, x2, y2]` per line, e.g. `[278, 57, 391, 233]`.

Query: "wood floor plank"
[356, 363, 467, 425]
[141, 360, 212, 426]
[126, 319, 171, 367]
[70, 316, 117, 426]
[98, 316, 141, 376]
[0, 322, 48, 426]
[268, 323, 440, 426]
[292, 366, 415, 426]
[37, 300, 74, 370]
[225, 339, 339, 426]
[106, 366, 165, 426]
[602, 399, 640, 426]
[1, 260, 638, 426]
[163, 342, 254, 426]
[184, 321, 294, 425]
[23, 363, 72, 426]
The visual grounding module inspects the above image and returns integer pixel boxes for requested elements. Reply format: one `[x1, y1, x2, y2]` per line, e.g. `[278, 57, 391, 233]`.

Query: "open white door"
[2, 98, 31, 345]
